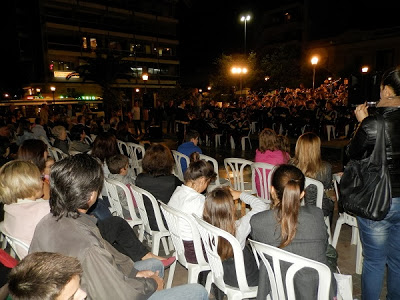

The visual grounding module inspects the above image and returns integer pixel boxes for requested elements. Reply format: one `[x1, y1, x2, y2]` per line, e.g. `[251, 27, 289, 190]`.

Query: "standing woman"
[289, 132, 334, 223]
[347, 66, 400, 300]
[250, 164, 336, 299]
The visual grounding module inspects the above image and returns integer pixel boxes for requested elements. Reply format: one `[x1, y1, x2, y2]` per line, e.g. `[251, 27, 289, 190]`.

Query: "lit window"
[90, 38, 97, 50]
[82, 37, 87, 49]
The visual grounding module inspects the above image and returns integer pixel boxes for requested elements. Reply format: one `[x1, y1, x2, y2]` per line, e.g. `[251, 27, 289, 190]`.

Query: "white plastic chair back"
[160, 202, 210, 288]
[193, 215, 258, 299]
[305, 177, 332, 244]
[39, 135, 52, 149]
[126, 142, 146, 176]
[224, 158, 253, 192]
[129, 185, 172, 256]
[3, 233, 30, 260]
[84, 135, 93, 145]
[251, 162, 275, 204]
[249, 239, 331, 300]
[104, 178, 143, 231]
[171, 150, 190, 182]
[199, 153, 229, 190]
[49, 146, 69, 162]
[68, 150, 82, 156]
[331, 172, 363, 274]
[117, 139, 130, 156]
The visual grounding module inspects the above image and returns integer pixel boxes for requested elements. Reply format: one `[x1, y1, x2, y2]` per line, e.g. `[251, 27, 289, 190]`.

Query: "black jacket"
[346, 107, 400, 197]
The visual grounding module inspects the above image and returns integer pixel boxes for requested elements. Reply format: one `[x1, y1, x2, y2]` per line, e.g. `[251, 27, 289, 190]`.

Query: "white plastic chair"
[171, 150, 190, 182]
[39, 135, 52, 149]
[249, 239, 332, 300]
[224, 158, 253, 215]
[117, 139, 130, 156]
[251, 162, 275, 205]
[129, 185, 173, 256]
[305, 177, 332, 244]
[159, 202, 210, 289]
[199, 153, 229, 192]
[49, 146, 69, 162]
[193, 215, 258, 300]
[241, 131, 252, 151]
[103, 178, 144, 235]
[68, 150, 82, 156]
[2, 233, 30, 260]
[331, 173, 363, 274]
[126, 142, 146, 176]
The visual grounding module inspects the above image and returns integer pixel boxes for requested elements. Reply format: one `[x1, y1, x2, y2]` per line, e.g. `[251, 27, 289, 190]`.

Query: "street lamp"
[240, 14, 251, 55]
[311, 56, 319, 90]
[50, 86, 56, 112]
[142, 74, 148, 93]
[231, 66, 249, 97]
[361, 66, 369, 102]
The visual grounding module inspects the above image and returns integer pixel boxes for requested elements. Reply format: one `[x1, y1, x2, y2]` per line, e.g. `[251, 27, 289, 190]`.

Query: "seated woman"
[250, 164, 336, 299]
[68, 124, 91, 154]
[289, 132, 334, 224]
[51, 125, 69, 154]
[0, 160, 174, 267]
[202, 186, 268, 288]
[168, 153, 216, 263]
[254, 128, 289, 197]
[17, 139, 51, 200]
[135, 143, 182, 231]
[0, 160, 50, 258]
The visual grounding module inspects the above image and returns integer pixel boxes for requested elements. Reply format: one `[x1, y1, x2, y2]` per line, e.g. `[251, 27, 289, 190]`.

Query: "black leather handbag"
[339, 114, 392, 221]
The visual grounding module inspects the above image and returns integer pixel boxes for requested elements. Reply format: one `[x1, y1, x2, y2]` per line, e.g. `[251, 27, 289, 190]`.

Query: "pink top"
[3, 199, 50, 258]
[254, 149, 289, 197]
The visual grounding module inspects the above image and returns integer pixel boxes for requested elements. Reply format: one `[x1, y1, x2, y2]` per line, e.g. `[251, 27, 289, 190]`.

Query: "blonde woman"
[289, 132, 334, 222]
[0, 160, 50, 258]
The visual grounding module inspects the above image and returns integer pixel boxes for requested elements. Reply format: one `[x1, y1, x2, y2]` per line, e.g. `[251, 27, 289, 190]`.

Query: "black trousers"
[97, 216, 149, 262]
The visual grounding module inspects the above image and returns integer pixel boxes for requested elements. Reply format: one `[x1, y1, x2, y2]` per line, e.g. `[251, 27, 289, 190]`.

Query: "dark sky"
[177, 0, 400, 88]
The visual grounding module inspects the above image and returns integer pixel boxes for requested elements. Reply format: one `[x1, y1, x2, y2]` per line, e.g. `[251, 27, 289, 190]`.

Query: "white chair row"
[160, 201, 331, 300]
[117, 140, 146, 176]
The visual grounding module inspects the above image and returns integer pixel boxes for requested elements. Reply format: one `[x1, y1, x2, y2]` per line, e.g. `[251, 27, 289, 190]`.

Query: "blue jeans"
[134, 258, 164, 278]
[357, 197, 400, 300]
[148, 283, 208, 300]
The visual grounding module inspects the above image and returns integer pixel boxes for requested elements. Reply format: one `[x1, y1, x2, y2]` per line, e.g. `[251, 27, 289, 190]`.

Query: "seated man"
[29, 154, 207, 300]
[7, 252, 87, 300]
[177, 130, 202, 174]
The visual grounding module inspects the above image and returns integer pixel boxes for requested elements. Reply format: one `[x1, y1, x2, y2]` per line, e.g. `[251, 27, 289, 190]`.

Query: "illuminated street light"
[207, 86, 211, 91]
[231, 66, 249, 97]
[50, 86, 56, 112]
[142, 74, 148, 93]
[135, 88, 140, 92]
[362, 66, 369, 73]
[240, 14, 251, 55]
[265, 76, 270, 81]
[311, 56, 319, 90]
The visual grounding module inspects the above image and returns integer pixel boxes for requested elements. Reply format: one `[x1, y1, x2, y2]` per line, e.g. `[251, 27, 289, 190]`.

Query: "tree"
[66, 49, 134, 120]
[259, 45, 303, 90]
[208, 52, 261, 101]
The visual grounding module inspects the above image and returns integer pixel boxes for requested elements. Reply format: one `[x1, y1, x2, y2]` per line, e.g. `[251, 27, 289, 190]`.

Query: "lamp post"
[311, 56, 319, 90]
[142, 73, 148, 93]
[50, 86, 56, 112]
[361, 66, 369, 102]
[240, 15, 251, 55]
[231, 67, 248, 97]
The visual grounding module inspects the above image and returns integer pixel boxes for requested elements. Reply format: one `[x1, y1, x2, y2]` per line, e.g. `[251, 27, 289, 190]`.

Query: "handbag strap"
[370, 114, 387, 166]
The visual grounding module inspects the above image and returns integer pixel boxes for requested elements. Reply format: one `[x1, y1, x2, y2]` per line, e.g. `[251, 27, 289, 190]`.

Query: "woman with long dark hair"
[347, 65, 400, 299]
[250, 164, 336, 299]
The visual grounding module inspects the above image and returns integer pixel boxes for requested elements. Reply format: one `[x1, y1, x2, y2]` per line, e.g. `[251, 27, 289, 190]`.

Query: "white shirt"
[168, 184, 205, 241]
[235, 193, 269, 249]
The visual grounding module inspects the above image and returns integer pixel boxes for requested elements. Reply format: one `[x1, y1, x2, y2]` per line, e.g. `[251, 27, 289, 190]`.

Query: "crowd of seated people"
[0, 80, 354, 299]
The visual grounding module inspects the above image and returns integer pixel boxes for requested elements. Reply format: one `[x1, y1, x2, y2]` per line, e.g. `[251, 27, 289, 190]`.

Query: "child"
[106, 154, 137, 218]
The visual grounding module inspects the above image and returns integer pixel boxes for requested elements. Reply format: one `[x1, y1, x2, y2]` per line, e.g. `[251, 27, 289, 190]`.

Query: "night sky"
[177, 0, 400, 87]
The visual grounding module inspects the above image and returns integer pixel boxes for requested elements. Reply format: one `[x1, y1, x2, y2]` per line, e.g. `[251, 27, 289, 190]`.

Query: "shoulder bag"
[339, 114, 392, 221]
